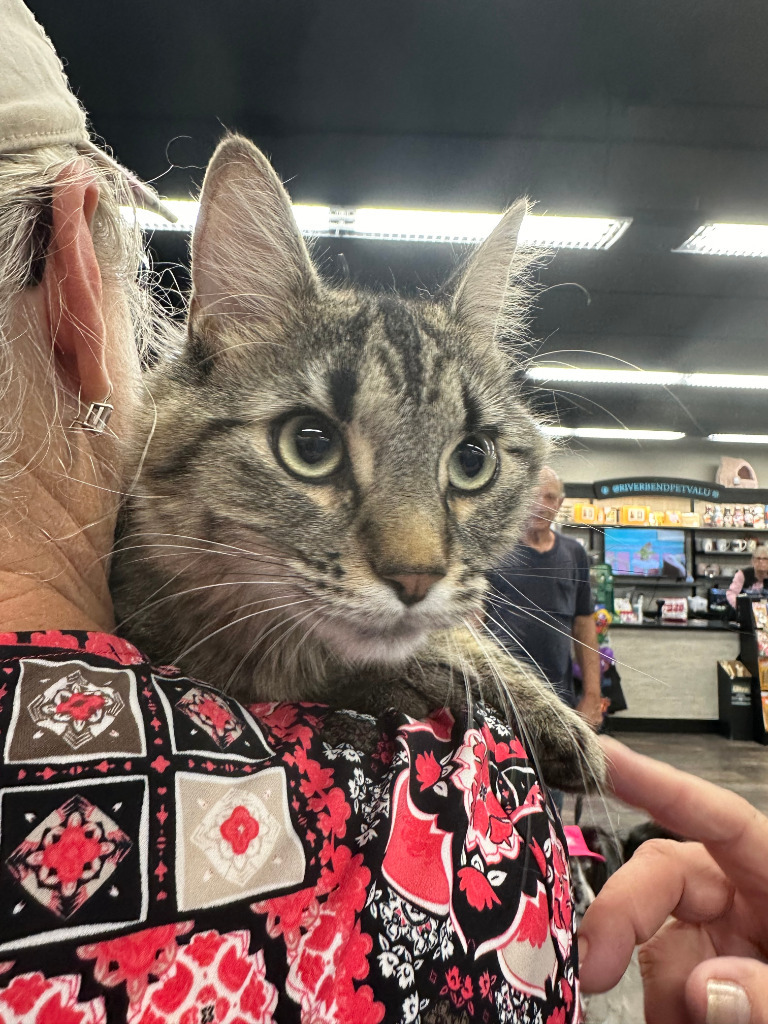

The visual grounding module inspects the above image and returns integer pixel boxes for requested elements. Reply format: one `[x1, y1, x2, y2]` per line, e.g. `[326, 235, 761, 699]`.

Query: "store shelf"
[693, 527, 768, 533]
[614, 578, 691, 586]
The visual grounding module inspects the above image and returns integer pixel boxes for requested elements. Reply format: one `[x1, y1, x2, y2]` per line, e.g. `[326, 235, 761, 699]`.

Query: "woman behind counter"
[727, 544, 768, 607]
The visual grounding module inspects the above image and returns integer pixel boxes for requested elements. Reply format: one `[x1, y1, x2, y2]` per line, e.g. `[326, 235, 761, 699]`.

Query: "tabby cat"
[111, 135, 604, 792]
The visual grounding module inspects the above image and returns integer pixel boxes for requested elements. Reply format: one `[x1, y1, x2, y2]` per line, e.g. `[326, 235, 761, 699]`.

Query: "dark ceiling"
[28, 0, 768, 438]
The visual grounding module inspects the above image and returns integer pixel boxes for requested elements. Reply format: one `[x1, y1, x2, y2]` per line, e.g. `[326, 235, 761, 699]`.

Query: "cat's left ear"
[189, 134, 318, 345]
[451, 198, 533, 346]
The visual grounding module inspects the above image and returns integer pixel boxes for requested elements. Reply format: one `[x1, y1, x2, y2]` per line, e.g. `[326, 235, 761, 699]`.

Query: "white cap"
[0, 0, 176, 221]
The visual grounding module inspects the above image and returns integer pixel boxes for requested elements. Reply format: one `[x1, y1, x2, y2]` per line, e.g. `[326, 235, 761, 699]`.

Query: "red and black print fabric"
[0, 630, 579, 1023]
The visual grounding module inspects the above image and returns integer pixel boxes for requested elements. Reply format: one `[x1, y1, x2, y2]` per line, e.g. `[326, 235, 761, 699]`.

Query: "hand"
[576, 691, 604, 729]
[578, 736, 768, 1024]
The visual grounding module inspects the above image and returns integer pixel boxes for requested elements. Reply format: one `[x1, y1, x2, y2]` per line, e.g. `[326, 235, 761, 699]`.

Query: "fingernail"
[577, 935, 588, 971]
[706, 979, 751, 1024]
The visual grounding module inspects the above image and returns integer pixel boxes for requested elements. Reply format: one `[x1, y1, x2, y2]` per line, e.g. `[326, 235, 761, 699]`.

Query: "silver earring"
[70, 389, 114, 435]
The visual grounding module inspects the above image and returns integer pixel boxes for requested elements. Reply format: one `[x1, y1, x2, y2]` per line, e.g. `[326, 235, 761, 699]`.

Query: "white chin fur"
[314, 618, 428, 666]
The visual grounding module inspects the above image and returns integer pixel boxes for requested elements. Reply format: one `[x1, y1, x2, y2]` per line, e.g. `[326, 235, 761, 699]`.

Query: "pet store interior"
[27, 3, 768, 1010]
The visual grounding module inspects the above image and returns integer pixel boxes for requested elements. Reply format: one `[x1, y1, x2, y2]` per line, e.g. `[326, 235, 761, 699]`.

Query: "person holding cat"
[0, 2, 586, 1020]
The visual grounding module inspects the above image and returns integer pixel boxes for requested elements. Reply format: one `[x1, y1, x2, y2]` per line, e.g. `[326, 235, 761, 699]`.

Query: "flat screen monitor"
[603, 527, 687, 579]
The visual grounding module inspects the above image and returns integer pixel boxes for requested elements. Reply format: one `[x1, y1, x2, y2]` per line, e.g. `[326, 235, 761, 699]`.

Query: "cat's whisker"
[486, 580, 675, 692]
[174, 596, 315, 663]
[223, 603, 321, 692]
[481, 598, 562, 700]
[110, 536, 292, 565]
[116, 577, 304, 626]
[283, 609, 328, 673]
[247, 604, 324, 682]
[460, 620, 546, 859]
[469, 614, 601, 798]
[475, 610, 614, 816]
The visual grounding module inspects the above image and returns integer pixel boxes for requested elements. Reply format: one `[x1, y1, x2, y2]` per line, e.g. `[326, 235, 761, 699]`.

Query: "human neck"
[0, 462, 117, 635]
[523, 522, 557, 552]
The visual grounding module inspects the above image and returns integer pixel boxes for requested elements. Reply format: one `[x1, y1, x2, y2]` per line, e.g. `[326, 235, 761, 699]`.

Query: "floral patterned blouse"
[0, 630, 578, 1023]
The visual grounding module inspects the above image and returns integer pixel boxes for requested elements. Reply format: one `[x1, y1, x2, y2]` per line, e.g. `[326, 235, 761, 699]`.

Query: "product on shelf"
[574, 503, 605, 524]
[619, 505, 650, 526]
[660, 598, 688, 621]
[753, 601, 768, 630]
[591, 563, 615, 615]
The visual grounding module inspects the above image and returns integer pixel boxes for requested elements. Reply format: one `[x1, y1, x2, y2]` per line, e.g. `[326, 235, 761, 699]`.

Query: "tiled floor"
[565, 730, 768, 1023]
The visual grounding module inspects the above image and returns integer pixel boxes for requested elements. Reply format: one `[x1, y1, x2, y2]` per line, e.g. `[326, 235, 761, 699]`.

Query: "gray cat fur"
[111, 135, 604, 793]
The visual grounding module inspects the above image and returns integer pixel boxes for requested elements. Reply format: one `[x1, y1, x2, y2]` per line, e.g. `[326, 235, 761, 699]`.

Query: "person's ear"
[43, 164, 110, 405]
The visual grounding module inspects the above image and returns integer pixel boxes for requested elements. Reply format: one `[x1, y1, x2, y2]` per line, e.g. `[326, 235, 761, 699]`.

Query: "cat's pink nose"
[383, 571, 445, 606]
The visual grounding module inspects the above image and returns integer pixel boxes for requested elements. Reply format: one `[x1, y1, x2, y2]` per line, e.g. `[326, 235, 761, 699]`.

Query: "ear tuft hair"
[451, 199, 542, 351]
[189, 134, 318, 353]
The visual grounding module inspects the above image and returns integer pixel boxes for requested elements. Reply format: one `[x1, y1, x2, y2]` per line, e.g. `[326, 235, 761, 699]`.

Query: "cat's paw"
[531, 703, 606, 794]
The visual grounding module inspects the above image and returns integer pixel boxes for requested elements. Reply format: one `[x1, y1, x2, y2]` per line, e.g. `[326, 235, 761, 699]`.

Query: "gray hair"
[753, 545, 768, 559]
[0, 144, 171, 476]
[0, 144, 152, 346]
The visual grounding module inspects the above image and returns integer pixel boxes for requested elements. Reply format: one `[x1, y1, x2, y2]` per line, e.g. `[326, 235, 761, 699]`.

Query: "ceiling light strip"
[675, 223, 768, 258]
[707, 434, 768, 445]
[540, 426, 685, 441]
[121, 202, 631, 250]
[528, 368, 768, 390]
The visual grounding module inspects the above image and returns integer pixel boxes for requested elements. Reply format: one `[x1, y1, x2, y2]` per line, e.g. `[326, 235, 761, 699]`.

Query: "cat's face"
[142, 288, 545, 666]
[123, 135, 547, 671]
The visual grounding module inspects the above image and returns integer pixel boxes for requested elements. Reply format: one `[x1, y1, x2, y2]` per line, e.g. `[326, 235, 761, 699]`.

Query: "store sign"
[594, 477, 722, 500]
[731, 682, 752, 708]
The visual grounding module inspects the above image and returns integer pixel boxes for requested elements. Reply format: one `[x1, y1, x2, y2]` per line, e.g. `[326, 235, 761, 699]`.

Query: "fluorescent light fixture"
[528, 367, 685, 386]
[528, 367, 768, 390]
[347, 209, 631, 248]
[121, 200, 200, 233]
[675, 223, 768, 258]
[541, 426, 685, 441]
[708, 434, 768, 444]
[121, 201, 331, 236]
[685, 373, 768, 389]
[121, 201, 631, 250]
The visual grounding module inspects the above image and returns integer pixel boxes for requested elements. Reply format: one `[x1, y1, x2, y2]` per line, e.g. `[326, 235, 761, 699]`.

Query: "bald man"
[485, 468, 603, 732]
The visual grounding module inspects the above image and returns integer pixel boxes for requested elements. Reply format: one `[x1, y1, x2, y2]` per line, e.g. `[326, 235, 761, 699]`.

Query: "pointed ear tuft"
[452, 199, 539, 348]
[189, 134, 318, 348]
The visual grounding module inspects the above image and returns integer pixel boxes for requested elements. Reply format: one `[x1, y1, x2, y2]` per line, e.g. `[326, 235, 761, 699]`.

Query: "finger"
[686, 957, 768, 1024]
[578, 840, 731, 993]
[600, 736, 768, 887]
[639, 919, 718, 1024]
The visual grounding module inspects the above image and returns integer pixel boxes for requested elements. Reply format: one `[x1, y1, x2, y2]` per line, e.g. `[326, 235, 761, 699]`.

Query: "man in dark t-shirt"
[485, 468, 603, 724]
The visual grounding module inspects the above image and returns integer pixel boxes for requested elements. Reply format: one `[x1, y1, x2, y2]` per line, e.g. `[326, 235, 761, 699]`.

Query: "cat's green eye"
[276, 414, 343, 480]
[448, 434, 498, 492]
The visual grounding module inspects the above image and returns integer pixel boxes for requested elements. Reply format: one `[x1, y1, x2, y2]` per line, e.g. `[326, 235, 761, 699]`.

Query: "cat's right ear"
[189, 135, 318, 352]
[451, 198, 534, 348]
